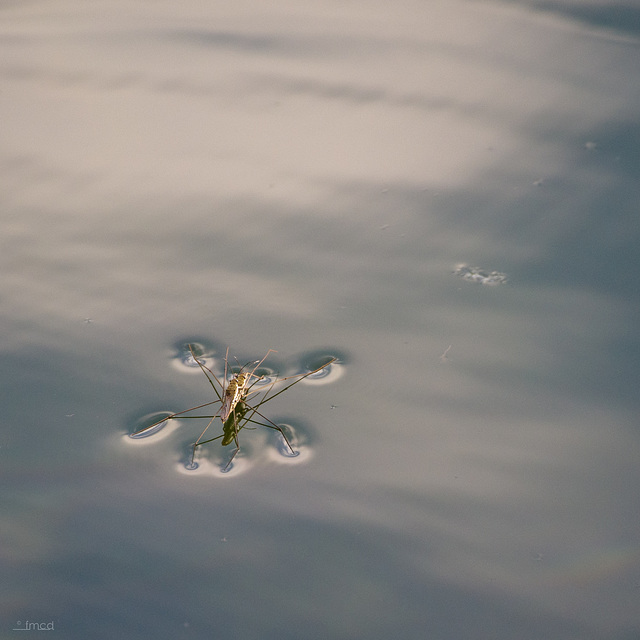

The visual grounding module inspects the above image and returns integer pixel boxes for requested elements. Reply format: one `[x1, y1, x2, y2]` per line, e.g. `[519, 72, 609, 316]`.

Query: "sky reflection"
[1, 1, 639, 638]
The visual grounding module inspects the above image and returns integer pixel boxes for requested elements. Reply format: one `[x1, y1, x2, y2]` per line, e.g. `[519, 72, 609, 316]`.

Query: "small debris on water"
[439, 345, 452, 364]
[454, 264, 507, 285]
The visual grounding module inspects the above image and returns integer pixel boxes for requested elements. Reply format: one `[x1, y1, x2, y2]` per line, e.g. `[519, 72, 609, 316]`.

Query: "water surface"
[1, 1, 639, 638]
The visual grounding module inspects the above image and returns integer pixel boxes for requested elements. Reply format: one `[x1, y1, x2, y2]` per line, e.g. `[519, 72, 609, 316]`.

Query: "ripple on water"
[297, 348, 348, 386]
[169, 339, 221, 375]
[176, 452, 251, 478]
[266, 423, 313, 465]
[228, 363, 279, 387]
[125, 411, 180, 445]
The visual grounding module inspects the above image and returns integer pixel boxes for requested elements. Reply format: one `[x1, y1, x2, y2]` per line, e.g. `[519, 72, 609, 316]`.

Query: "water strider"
[132, 345, 337, 472]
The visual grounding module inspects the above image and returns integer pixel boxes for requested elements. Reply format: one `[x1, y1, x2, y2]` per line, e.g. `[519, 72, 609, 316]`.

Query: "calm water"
[2, 1, 639, 639]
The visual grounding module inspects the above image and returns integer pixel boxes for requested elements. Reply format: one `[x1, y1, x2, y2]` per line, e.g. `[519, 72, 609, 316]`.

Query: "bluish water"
[1, 1, 639, 639]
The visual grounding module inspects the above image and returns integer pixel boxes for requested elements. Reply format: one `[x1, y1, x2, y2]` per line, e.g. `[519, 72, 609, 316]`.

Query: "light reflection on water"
[1, 1, 639, 638]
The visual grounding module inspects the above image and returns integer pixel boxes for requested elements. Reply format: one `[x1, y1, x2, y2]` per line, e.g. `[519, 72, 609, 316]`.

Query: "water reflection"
[2, 1, 639, 638]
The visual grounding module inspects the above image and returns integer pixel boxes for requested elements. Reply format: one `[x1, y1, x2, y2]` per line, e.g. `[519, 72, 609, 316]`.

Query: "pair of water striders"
[131, 345, 337, 472]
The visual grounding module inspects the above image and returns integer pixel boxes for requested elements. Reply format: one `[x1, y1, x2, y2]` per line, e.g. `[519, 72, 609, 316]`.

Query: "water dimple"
[276, 438, 300, 458]
[266, 423, 313, 465]
[248, 366, 278, 386]
[129, 411, 174, 440]
[298, 349, 348, 385]
[170, 339, 219, 374]
[176, 452, 251, 477]
[180, 341, 207, 366]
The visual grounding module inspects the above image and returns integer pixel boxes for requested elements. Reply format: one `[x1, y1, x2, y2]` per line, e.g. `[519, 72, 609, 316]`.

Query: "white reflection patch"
[454, 264, 507, 285]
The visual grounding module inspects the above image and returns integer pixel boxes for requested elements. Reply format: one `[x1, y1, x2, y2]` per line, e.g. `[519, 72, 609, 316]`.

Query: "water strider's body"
[220, 372, 250, 422]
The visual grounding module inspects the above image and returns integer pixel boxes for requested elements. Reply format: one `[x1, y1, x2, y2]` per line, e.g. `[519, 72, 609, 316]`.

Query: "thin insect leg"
[245, 349, 277, 380]
[222, 446, 240, 472]
[223, 346, 229, 387]
[189, 354, 234, 459]
[188, 344, 225, 403]
[133, 346, 228, 439]
[238, 382, 270, 407]
[244, 357, 338, 410]
[191, 347, 250, 471]
[225, 349, 278, 393]
[233, 359, 335, 414]
[244, 416, 295, 454]
[192, 432, 225, 447]
[192, 415, 252, 457]
[242, 404, 296, 454]
[188, 412, 223, 467]
[190, 413, 245, 469]
[131, 399, 222, 436]
[193, 414, 220, 448]
[191, 432, 225, 468]
[230, 349, 277, 377]
[211, 368, 316, 440]
[224, 352, 334, 415]
[185, 347, 228, 467]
